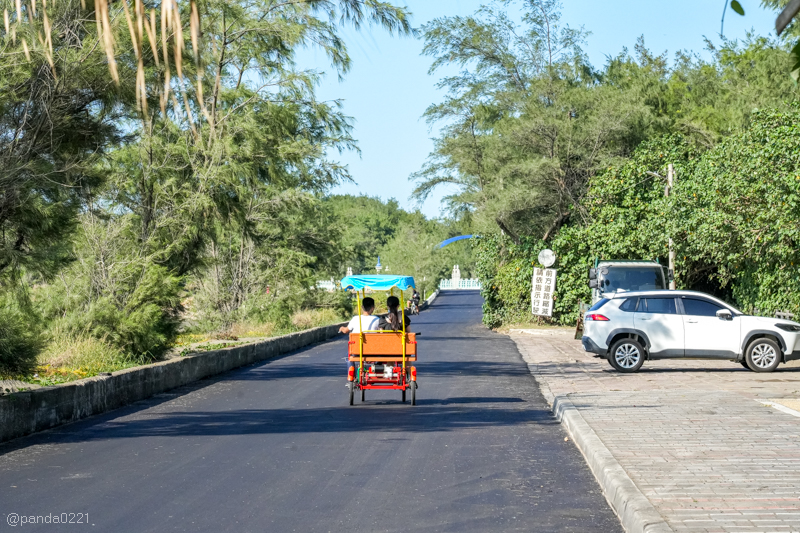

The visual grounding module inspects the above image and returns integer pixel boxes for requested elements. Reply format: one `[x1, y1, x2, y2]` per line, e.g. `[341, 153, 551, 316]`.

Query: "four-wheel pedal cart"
[341, 274, 419, 406]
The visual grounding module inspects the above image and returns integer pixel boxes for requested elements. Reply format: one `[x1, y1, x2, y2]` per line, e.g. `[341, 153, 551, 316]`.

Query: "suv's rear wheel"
[609, 338, 645, 373]
[746, 338, 781, 373]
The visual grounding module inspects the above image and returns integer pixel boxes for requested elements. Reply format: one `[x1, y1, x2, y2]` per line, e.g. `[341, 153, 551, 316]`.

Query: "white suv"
[581, 290, 800, 373]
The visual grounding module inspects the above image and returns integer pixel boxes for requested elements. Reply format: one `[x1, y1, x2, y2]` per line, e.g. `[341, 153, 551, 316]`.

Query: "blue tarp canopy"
[340, 275, 416, 291]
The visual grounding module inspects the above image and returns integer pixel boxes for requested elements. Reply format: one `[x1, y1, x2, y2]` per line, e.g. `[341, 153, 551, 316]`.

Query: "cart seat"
[348, 332, 417, 361]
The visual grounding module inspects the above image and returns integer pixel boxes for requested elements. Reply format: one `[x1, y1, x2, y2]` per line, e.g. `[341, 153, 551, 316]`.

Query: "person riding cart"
[340, 275, 419, 406]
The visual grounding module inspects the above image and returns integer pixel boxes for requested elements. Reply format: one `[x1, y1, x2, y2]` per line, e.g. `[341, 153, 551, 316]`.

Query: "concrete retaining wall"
[0, 322, 346, 444]
[420, 289, 440, 311]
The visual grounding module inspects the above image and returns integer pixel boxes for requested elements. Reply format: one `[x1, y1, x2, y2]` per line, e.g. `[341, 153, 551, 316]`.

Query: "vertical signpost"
[532, 249, 557, 317]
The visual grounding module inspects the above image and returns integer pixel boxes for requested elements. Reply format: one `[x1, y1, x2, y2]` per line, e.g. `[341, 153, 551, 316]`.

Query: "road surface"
[0, 291, 621, 532]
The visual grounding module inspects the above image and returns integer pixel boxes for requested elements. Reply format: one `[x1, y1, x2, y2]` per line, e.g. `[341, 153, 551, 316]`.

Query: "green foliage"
[416, 0, 800, 247]
[322, 194, 475, 296]
[375, 214, 475, 297]
[37, 215, 182, 357]
[415, 1, 653, 241]
[423, 1, 800, 328]
[324, 195, 411, 274]
[676, 106, 800, 313]
[0, 0, 416, 374]
[0, 0, 127, 280]
[480, 105, 800, 326]
[0, 294, 42, 376]
[32, 335, 136, 386]
[474, 235, 540, 328]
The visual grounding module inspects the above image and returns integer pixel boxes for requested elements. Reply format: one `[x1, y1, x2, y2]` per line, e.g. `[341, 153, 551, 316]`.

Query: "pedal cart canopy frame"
[341, 274, 419, 405]
[340, 275, 416, 292]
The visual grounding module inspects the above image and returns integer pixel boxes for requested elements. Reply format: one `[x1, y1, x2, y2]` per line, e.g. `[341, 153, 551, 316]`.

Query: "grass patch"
[178, 341, 246, 356]
[290, 308, 346, 330]
[29, 335, 145, 386]
[228, 321, 279, 339]
[12, 308, 349, 385]
[495, 320, 574, 334]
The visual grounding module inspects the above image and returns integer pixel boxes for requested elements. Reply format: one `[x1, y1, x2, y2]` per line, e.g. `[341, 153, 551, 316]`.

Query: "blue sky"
[296, 0, 779, 218]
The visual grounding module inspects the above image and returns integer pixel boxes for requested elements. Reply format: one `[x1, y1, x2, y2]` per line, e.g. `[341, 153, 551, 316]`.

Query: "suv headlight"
[775, 323, 800, 332]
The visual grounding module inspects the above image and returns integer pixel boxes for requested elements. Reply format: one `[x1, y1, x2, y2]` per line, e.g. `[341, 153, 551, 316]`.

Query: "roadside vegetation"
[414, 1, 800, 328]
[0, 0, 471, 382]
[5, 0, 800, 380]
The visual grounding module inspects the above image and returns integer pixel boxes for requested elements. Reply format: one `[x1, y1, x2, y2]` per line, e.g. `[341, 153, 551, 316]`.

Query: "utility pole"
[666, 164, 676, 290]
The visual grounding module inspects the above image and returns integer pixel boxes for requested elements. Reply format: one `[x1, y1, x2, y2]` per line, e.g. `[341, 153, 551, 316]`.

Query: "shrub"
[478, 107, 800, 327]
[37, 215, 183, 358]
[0, 298, 42, 377]
[39, 333, 134, 374]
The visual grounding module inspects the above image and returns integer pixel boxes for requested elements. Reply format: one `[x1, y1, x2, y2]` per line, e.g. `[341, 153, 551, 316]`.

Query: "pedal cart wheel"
[340, 274, 421, 406]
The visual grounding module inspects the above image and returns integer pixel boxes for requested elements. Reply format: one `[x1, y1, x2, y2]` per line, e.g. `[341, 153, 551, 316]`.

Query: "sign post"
[532, 249, 557, 317]
[532, 267, 557, 317]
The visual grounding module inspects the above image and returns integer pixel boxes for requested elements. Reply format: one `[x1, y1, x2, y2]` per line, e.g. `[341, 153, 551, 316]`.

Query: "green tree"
[73, 0, 412, 340]
[413, 0, 651, 242]
[324, 195, 410, 275]
[0, 0, 129, 278]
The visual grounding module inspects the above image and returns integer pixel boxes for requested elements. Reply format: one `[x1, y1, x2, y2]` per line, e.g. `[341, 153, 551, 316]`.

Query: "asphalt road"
[0, 291, 621, 532]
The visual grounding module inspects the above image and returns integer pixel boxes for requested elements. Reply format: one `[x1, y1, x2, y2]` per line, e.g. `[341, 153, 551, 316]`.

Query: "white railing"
[439, 279, 482, 290]
[315, 280, 336, 291]
[459, 279, 482, 289]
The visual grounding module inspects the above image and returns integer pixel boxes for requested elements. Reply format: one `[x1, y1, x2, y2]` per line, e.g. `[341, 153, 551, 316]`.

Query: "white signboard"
[532, 267, 557, 317]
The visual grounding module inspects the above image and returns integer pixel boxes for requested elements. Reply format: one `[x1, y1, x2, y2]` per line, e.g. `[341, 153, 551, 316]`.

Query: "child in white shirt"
[340, 297, 379, 334]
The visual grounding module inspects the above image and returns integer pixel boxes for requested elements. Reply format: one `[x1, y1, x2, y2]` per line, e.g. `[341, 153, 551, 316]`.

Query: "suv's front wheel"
[608, 338, 645, 373]
[745, 338, 781, 373]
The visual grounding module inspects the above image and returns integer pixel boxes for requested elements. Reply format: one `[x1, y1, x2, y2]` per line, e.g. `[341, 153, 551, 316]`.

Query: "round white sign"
[538, 249, 556, 268]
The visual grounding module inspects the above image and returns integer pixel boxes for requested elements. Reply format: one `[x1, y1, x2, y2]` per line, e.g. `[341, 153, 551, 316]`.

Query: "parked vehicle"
[589, 260, 670, 304]
[581, 290, 800, 373]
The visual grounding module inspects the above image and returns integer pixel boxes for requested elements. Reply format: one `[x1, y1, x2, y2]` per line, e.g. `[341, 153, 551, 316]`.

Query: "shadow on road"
[46, 403, 557, 442]
[221, 356, 531, 382]
[419, 396, 526, 405]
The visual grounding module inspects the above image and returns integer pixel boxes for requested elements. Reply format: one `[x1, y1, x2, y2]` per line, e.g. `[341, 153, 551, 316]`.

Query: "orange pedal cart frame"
[347, 332, 418, 393]
[348, 332, 417, 360]
[341, 274, 420, 406]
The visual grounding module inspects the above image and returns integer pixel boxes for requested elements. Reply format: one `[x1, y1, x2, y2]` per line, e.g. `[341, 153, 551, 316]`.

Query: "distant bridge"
[439, 279, 482, 290]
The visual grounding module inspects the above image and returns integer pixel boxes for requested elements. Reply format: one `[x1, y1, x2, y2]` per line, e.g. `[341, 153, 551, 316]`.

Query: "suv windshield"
[601, 266, 665, 292]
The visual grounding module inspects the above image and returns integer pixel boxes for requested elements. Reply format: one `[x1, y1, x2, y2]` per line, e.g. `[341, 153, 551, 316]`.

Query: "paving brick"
[512, 329, 800, 533]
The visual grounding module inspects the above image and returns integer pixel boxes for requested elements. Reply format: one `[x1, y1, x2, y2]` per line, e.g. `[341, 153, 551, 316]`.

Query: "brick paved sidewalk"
[511, 328, 800, 533]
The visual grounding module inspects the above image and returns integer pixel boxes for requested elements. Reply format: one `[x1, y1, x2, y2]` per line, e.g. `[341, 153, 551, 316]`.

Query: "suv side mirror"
[716, 309, 732, 321]
[588, 268, 597, 280]
[667, 269, 674, 282]
[589, 279, 600, 289]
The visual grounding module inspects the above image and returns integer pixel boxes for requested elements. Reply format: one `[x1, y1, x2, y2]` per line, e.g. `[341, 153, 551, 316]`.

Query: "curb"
[0, 322, 347, 444]
[419, 289, 440, 310]
[526, 362, 673, 533]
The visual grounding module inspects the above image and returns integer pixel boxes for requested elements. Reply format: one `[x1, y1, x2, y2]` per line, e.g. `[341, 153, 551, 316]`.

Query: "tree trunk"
[542, 211, 570, 242]
[496, 218, 521, 245]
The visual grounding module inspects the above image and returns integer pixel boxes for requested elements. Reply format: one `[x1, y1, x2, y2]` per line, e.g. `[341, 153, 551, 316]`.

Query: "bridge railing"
[439, 279, 482, 290]
[315, 280, 337, 291]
